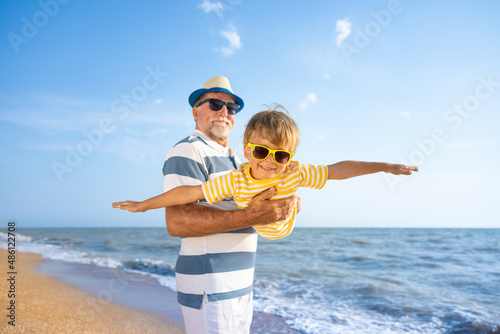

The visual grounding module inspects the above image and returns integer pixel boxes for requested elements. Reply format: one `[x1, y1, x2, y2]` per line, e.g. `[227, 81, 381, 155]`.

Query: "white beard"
[207, 117, 232, 140]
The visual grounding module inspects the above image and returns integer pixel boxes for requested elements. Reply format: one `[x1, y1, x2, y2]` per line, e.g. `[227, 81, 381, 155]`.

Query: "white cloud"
[323, 74, 332, 80]
[120, 137, 148, 164]
[124, 127, 139, 136]
[299, 93, 317, 110]
[335, 18, 352, 47]
[307, 93, 317, 103]
[123, 136, 138, 145]
[399, 111, 412, 119]
[215, 25, 242, 57]
[0, 93, 107, 133]
[145, 127, 168, 138]
[0, 108, 101, 133]
[198, 0, 223, 17]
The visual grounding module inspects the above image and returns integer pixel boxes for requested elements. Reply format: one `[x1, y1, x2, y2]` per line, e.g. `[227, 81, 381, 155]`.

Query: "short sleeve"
[202, 172, 235, 204]
[299, 163, 328, 189]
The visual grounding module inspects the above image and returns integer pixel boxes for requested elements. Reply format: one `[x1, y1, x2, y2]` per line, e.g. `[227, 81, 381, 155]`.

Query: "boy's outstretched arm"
[112, 185, 204, 212]
[327, 161, 418, 180]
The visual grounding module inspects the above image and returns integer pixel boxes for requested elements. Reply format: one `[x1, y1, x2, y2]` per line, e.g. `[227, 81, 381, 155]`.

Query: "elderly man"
[162, 76, 296, 333]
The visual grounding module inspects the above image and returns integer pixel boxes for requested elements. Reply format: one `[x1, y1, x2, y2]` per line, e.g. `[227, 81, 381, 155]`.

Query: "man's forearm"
[165, 204, 253, 237]
[165, 189, 296, 237]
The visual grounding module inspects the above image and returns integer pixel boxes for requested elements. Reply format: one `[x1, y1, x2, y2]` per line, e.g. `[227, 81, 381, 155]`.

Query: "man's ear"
[193, 107, 199, 121]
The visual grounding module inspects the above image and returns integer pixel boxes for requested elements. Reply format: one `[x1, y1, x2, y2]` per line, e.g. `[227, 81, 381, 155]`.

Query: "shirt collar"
[192, 129, 237, 157]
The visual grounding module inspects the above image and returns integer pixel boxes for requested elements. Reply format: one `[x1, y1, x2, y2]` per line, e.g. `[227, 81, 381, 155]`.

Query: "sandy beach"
[0, 249, 185, 334]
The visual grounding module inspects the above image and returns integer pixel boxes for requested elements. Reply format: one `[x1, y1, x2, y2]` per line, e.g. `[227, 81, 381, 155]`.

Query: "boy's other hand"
[388, 164, 419, 175]
[111, 201, 144, 212]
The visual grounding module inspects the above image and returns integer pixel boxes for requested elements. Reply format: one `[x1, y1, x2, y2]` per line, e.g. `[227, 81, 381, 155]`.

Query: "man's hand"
[244, 187, 297, 225]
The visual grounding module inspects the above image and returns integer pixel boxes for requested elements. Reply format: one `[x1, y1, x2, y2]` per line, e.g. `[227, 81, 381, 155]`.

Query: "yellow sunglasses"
[246, 143, 294, 165]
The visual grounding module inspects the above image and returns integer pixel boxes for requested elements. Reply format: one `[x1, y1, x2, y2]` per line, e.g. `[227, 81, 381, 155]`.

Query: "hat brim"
[188, 87, 244, 113]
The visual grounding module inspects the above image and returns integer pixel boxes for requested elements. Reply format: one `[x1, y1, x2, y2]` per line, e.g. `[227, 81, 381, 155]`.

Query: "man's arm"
[165, 187, 297, 237]
[328, 161, 418, 180]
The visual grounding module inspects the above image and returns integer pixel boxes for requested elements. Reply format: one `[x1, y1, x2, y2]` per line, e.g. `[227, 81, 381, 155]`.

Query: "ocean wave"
[0, 231, 33, 242]
[120, 258, 175, 277]
[1, 229, 179, 295]
[6, 227, 500, 334]
[1, 231, 155, 271]
[255, 284, 500, 334]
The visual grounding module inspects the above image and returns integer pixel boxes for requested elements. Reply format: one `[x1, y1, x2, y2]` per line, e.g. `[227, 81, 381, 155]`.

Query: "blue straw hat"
[188, 76, 244, 113]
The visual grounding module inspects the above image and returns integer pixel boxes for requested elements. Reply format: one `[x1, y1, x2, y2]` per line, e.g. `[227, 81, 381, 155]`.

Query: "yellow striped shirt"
[201, 161, 328, 239]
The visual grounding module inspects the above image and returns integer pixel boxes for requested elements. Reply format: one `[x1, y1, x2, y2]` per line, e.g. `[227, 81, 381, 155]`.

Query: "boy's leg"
[180, 293, 253, 334]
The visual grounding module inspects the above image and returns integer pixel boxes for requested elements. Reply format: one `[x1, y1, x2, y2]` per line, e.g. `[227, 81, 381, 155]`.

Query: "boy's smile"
[244, 134, 292, 180]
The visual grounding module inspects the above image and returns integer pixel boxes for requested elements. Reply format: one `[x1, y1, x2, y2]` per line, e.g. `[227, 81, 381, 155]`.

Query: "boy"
[113, 106, 418, 239]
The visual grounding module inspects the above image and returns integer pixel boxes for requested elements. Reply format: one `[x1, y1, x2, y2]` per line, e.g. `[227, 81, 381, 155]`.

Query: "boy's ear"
[243, 143, 250, 160]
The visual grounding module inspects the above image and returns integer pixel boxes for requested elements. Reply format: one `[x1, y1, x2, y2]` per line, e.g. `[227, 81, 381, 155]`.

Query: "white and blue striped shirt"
[163, 130, 258, 309]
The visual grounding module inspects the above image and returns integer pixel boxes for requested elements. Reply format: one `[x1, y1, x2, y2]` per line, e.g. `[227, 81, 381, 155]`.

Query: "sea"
[1, 227, 499, 334]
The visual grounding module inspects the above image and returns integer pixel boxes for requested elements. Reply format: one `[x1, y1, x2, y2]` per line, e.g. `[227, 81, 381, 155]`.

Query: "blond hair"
[243, 105, 300, 153]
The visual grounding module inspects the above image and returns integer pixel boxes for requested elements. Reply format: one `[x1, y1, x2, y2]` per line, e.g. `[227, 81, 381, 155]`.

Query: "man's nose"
[216, 105, 229, 116]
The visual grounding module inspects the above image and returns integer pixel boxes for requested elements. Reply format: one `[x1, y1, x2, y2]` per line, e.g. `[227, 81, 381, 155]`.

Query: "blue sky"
[1, 0, 499, 228]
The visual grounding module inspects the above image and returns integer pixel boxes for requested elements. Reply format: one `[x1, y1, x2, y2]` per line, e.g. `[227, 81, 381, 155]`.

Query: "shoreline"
[1, 249, 185, 333]
[1, 249, 300, 333]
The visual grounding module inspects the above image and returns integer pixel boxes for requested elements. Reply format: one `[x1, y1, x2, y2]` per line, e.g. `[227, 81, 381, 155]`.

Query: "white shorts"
[180, 293, 253, 334]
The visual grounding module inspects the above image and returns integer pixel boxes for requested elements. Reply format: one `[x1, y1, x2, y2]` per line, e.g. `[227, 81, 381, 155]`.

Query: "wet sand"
[0, 249, 185, 333]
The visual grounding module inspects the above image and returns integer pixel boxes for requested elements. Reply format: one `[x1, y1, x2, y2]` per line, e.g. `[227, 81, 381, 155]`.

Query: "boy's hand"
[387, 164, 419, 175]
[111, 201, 145, 212]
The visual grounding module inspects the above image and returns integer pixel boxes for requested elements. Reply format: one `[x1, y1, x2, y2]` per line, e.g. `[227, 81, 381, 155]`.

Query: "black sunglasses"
[198, 98, 241, 115]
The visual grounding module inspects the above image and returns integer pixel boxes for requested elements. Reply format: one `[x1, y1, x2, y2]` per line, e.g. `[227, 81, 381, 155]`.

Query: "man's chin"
[209, 126, 231, 140]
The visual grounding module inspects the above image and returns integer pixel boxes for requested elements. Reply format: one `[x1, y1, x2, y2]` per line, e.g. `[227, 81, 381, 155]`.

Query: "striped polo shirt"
[202, 161, 328, 239]
[163, 130, 257, 309]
